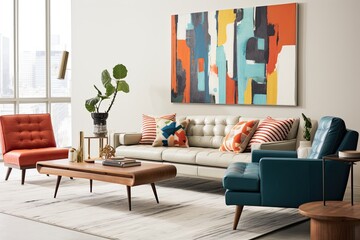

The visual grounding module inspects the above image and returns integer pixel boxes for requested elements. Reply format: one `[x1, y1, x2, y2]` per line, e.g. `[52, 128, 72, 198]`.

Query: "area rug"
[0, 170, 307, 240]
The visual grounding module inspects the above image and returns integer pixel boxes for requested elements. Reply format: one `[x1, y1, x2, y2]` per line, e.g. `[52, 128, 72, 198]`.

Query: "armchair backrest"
[308, 116, 347, 159]
[336, 130, 359, 152]
[0, 114, 57, 154]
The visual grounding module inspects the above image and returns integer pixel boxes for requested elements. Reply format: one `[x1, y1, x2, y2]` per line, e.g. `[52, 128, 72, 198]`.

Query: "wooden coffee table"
[36, 160, 177, 211]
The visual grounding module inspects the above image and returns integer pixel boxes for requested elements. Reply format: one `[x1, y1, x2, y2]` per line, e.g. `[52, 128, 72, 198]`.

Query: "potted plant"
[85, 64, 129, 136]
[298, 113, 312, 158]
[301, 113, 312, 141]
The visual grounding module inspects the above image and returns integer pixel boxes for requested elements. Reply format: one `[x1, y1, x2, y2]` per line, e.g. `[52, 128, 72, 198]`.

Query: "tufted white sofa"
[112, 115, 317, 179]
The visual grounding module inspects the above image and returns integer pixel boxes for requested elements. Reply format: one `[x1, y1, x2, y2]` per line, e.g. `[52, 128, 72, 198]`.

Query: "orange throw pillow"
[152, 118, 190, 147]
[220, 120, 259, 153]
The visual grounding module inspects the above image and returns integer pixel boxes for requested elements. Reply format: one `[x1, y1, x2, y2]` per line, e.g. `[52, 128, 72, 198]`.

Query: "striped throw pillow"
[139, 113, 176, 144]
[247, 117, 295, 150]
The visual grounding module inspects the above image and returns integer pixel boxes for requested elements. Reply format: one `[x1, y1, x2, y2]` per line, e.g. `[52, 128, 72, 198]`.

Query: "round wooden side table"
[299, 201, 360, 240]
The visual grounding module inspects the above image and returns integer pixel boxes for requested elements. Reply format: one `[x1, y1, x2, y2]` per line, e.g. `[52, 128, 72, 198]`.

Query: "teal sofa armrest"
[251, 149, 297, 163]
[259, 158, 349, 208]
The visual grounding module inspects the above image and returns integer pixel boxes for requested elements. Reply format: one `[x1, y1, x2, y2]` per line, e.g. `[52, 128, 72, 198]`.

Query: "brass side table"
[323, 154, 360, 206]
[84, 136, 108, 159]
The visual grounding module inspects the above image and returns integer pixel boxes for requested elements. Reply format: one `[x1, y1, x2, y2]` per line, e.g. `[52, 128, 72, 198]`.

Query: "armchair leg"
[5, 167, 12, 181]
[233, 205, 244, 230]
[21, 169, 26, 185]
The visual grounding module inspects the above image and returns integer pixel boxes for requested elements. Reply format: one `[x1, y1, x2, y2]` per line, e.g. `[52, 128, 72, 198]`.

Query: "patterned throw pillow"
[139, 113, 176, 144]
[247, 117, 295, 150]
[220, 120, 259, 153]
[152, 118, 190, 147]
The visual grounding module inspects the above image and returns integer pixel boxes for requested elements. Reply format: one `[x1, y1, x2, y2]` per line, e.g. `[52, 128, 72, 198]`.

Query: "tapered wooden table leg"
[21, 169, 26, 185]
[5, 168, 12, 180]
[54, 176, 62, 198]
[127, 186, 131, 211]
[151, 183, 159, 203]
[90, 179, 93, 193]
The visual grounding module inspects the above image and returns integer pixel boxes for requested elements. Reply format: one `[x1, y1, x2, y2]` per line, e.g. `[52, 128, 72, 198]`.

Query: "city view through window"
[0, 0, 71, 147]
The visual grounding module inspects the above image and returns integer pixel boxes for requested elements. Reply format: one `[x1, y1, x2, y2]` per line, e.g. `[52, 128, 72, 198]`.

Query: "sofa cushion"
[152, 119, 189, 147]
[220, 120, 259, 153]
[161, 147, 206, 164]
[223, 162, 260, 192]
[196, 150, 251, 168]
[139, 113, 176, 144]
[178, 115, 241, 149]
[4, 147, 69, 167]
[247, 117, 295, 150]
[115, 145, 166, 161]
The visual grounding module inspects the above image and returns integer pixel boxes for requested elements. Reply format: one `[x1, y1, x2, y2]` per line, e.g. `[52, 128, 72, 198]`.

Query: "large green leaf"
[116, 80, 130, 93]
[113, 64, 127, 79]
[85, 97, 100, 112]
[101, 70, 111, 86]
[105, 83, 115, 96]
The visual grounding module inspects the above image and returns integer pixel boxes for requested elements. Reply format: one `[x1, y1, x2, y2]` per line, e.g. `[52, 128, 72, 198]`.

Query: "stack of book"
[102, 158, 141, 168]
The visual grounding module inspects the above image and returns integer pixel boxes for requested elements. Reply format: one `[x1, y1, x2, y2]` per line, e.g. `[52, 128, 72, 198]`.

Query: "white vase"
[297, 141, 312, 158]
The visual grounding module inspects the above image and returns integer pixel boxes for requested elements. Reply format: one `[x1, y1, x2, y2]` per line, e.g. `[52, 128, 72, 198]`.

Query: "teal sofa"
[223, 116, 359, 230]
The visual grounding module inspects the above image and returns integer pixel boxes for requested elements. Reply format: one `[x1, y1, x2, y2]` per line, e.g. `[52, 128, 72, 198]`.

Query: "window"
[0, 0, 71, 147]
[0, 0, 14, 99]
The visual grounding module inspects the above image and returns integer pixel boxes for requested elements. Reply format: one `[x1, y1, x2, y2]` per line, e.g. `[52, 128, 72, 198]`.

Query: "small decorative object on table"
[338, 150, 360, 158]
[68, 148, 77, 162]
[102, 159, 141, 168]
[76, 131, 84, 163]
[100, 144, 116, 159]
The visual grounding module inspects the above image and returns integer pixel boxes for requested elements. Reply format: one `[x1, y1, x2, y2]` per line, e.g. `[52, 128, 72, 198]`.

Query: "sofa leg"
[5, 167, 12, 181]
[233, 205, 244, 230]
[21, 169, 26, 185]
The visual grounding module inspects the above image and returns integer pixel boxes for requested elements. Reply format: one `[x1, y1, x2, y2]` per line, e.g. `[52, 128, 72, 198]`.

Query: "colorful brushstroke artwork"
[171, 3, 297, 106]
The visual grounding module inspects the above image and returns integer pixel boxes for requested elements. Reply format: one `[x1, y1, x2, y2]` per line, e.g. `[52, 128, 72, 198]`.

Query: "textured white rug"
[0, 170, 306, 240]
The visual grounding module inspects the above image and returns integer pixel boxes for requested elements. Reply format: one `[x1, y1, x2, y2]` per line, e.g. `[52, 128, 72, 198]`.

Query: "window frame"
[0, 0, 71, 148]
[1, 0, 71, 120]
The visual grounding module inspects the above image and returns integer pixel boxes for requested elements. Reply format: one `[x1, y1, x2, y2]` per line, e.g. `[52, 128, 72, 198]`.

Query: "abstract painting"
[171, 3, 297, 106]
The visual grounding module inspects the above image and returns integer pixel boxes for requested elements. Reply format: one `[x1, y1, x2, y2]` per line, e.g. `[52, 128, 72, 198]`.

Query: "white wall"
[72, 0, 360, 189]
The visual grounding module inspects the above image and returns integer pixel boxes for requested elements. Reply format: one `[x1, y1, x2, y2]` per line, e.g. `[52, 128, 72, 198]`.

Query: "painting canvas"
[171, 3, 297, 106]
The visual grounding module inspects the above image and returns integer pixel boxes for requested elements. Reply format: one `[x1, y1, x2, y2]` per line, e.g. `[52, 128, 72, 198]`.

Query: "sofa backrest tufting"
[178, 115, 307, 149]
[178, 116, 241, 149]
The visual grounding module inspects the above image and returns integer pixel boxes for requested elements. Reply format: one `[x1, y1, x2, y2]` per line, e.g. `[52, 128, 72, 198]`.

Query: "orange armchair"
[0, 114, 69, 184]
